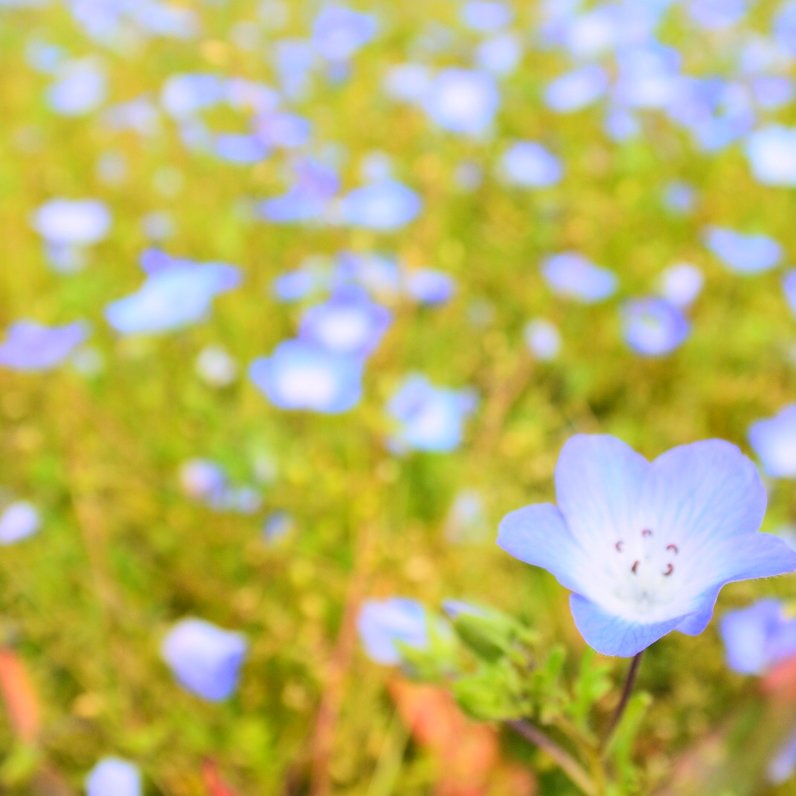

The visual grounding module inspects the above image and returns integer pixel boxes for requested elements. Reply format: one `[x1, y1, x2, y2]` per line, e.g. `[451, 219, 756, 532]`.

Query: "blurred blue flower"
[161, 618, 247, 701]
[719, 600, 796, 675]
[499, 141, 562, 188]
[444, 489, 489, 543]
[776, 1, 796, 55]
[161, 73, 227, 118]
[545, 65, 608, 113]
[179, 459, 227, 503]
[476, 33, 523, 76]
[749, 405, 796, 478]
[312, 4, 377, 62]
[85, 757, 141, 796]
[47, 59, 106, 116]
[784, 270, 796, 316]
[299, 289, 391, 357]
[32, 199, 111, 246]
[498, 435, 796, 656]
[404, 268, 455, 305]
[769, 729, 796, 785]
[0, 320, 88, 371]
[461, 1, 513, 31]
[257, 158, 339, 224]
[262, 511, 294, 544]
[658, 263, 703, 307]
[751, 76, 794, 110]
[196, 345, 237, 387]
[614, 44, 682, 110]
[272, 267, 328, 302]
[387, 375, 477, 453]
[0, 501, 40, 545]
[688, 0, 749, 29]
[358, 598, 432, 665]
[214, 134, 269, 164]
[106, 262, 241, 334]
[254, 111, 312, 149]
[423, 69, 499, 136]
[250, 340, 363, 413]
[622, 298, 690, 357]
[703, 226, 781, 274]
[383, 63, 432, 102]
[273, 39, 315, 99]
[524, 318, 561, 361]
[542, 252, 617, 303]
[662, 181, 696, 215]
[339, 179, 421, 231]
[745, 125, 796, 187]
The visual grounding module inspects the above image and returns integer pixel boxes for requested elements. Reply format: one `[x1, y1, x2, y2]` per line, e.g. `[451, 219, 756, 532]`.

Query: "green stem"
[508, 719, 597, 796]
[602, 651, 644, 751]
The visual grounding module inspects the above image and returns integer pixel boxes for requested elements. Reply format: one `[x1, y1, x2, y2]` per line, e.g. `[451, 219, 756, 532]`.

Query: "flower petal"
[716, 532, 796, 582]
[555, 435, 649, 547]
[497, 504, 588, 592]
[570, 593, 686, 657]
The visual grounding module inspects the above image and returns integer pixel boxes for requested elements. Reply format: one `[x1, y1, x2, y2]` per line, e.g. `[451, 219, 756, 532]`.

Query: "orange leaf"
[0, 648, 40, 744]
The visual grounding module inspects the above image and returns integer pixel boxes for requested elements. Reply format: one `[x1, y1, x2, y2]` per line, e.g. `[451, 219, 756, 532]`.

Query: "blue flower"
[299, 289, 391, 357]
[498, 141, 562, 188]
[383, 63, 432, 102]
[461, 1, 513, 31]
[769, 729, 796, 785]
[622, 298, 690, 357]
[423, 69, 500, 136]
[32, 199, 111, 246]
[542, 252, 617, 303]
[404, 268, 456, 305]
[161, 618, 247, 701]
[105, 262, 241, 334]
[47, 59, 106, 116]
[387, 375, 477, 453]
[250, 340, 363, 413]
[544, 65, 608, 113]
[196, 345, 237, 387]
[749, 405, 796, 478]
[703, 226, 782, 274]
[661, 181, 696, 215]
[257, 158, 339, 224]
[85, 757, 141, 796]
[0, 501, 40, 545]
[357, 598, 433, 665]
[312, 5, 377, 63]
[0, 320, 88, 371]
[179, 459, 227, 503]
[688, 0, 748, 29]
[338, 179, 422, 231]
[784, 270, 796, 316]
[524, 318, 561, 361]
[658, 263, 703, 307]
[498, 435, 796, 657]
[719, 600, 796, 675]
[746, 125, 796, 187]
[476, 33, 523, 76]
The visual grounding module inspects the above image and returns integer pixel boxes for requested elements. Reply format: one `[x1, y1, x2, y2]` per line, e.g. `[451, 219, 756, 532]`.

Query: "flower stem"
[508, 718, 597, 796]
[602, 651, 644, 751]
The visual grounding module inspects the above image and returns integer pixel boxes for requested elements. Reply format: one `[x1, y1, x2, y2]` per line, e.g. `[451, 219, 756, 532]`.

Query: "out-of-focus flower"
[105, 262, 241, 334]
[161, 618, 247, 701]
[524, 318, 561, 361]
[179, 459, 227, 503]
[387, 375, 477, 453]
[444, 490, 489, 543]
[312, 4, 377, 62]
[688, 0, 749, 30]
[32, 199, 111, 246]
[545, 65, 608, 113]
[299, 289, 391, 357]
[257, 158, 339, 224]
[250, 340, 363, 413]
[769, 729, 796, 785]
[749, 405, 796, 478]
[422, 69, 499, 136]
[746, 125, 796, 187]
[404, 269, 456, 305]
[498, 141, 562, 188]
[383, 63, 432, 102]
[719, 600, 796, 675]
[662, 181, 696, 214]
[358, 598, 435, 665]
[622, 298, 690, 357]
[658, 263, 703, 307]
[498, 435, 796, 656]
[262, 511, 294, 544]
[784, 270, 796, 316]
[338, 179, 422, 231]
[0, 321, 88, 371]
[476, 33, 523, 76]
[0, 501, 40, 545]
[703, 226, 782, 274]
[461, 1, 513, 32]
[47, 58, 106, 116]
[85, 757, 142, 796]
[542, 252, 617, 303]
[196, 345, 237, 387]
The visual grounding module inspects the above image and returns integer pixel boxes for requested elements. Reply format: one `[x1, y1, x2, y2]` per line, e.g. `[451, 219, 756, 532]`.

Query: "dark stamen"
[662, 563, 674, 577]
[666, 544, 679, 554]
[631, 560, 640, 574]
[615, 541, 624, 552]
[641, 528, 653, 537]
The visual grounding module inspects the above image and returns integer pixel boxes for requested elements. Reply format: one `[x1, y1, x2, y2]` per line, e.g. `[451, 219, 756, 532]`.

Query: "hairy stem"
[508, 718, 597, 796]
[602, 651, 644, 750]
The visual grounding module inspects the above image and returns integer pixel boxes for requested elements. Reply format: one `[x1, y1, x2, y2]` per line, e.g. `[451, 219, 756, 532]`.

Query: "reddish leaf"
[202, 759, 238, 796]
[0, 648, 41, 744]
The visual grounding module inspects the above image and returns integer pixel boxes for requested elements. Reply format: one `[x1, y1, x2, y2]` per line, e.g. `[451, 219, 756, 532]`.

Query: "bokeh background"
[2, 0, 796, 793]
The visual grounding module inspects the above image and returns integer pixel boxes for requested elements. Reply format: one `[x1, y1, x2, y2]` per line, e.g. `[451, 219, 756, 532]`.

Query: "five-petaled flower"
[498, 435, 796, 657]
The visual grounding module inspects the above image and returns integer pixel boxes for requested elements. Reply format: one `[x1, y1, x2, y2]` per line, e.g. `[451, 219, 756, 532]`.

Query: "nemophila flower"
[196, 345, 237, 387]
[542, 252, 617, 303]
[622, 298, 690, 357]
[703, 226, 782, 274]
[545, 65, 608, 113]
[387, 375, 477, 453]
[179, 459, 227, 503]
[614, 44, 682, 110]
[776, 1, 796, 55]
[524, 318, 561, 361]
[476, 33, 523, 76]
[444, 490, 489, 543]
[688, 0, 749, 29]
[0, 321, 88, 371]
[47, 59, 106, 116]
[658, 263, 703, 307]
[32, 199, 111, 246]
[250, 340, 363, 413]
[257, 158, 340, 224]
[161, 73, 227, 118]
[769, 730, 796, 785]
[662, 181, 696, 215]
[719, 600, 796, 675]
[358, 598, 439, 665]
[262, 511, 294, 544]
[784, 270, 796, 316]
[745, 126, 796, 187]
[498, 435, 796, 657]
[498, 141, 562, 188]
[383, 63, 432, 103]
[312, 5, 377, 62]
[461, 1, 513, 32]
[749, 405, 796, 478]
[338, 179, 421, 231]
[272, 266, 329, 302]
[0, 501, 40, 545]
[214, 133, 269, 164]
[750, 76, 795, 110]
[299, 289, 391, 358]
[85, 757, 141, 796]
[422, 69, 499, 137]
[404, 268, 455, 305]
[105, 263, 241, 335]
[161, 618, 247, 701]
[603, 108, 640, 142]
[254, 110, 311, 149]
